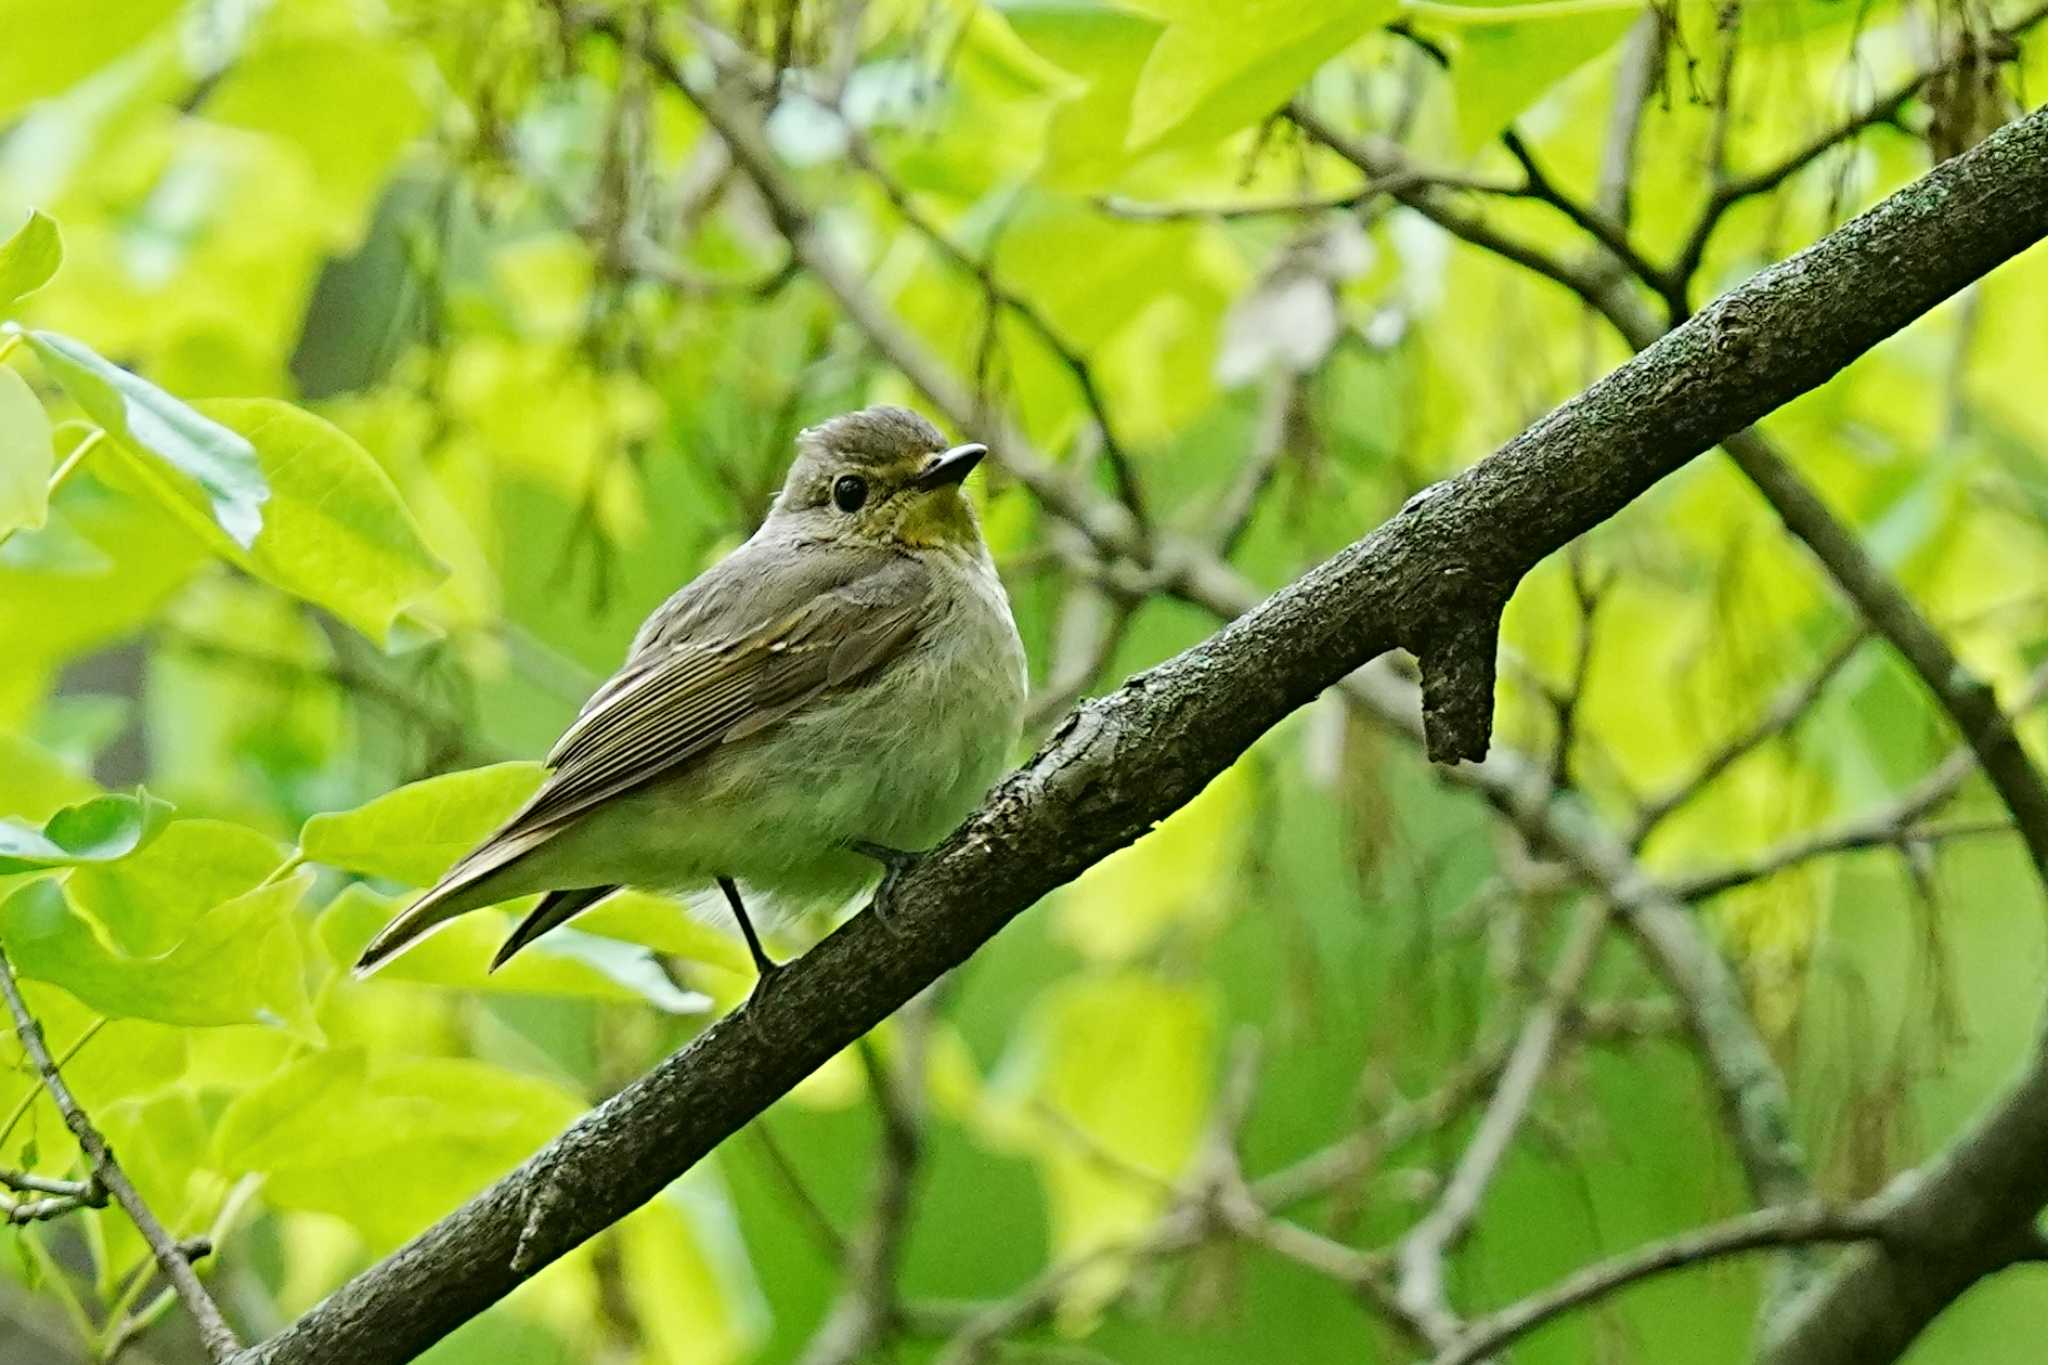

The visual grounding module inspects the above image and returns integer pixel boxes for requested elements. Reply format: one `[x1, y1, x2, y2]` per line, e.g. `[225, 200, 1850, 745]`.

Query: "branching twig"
[1394, 899, 1612, 1343]
[1668, 0, 2048, 310]
[1432, 1201, 1886, 1365]
[1631, 625, 1867, 844]
[0, 948, 239, 1361]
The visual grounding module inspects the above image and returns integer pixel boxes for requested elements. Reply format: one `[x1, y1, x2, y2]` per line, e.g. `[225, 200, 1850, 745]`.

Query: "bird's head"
[767, 406, 989, 553]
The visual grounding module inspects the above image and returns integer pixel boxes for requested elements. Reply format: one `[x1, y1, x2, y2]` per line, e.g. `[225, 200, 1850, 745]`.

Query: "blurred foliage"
[0, 0, 2045, 1361]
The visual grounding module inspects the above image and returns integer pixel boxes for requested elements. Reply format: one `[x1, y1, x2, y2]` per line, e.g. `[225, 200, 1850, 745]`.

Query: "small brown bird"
[355, 406, 1027, 984]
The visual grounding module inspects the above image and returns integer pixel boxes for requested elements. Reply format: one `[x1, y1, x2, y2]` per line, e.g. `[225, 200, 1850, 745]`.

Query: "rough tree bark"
[235, 105, 2048, 1365]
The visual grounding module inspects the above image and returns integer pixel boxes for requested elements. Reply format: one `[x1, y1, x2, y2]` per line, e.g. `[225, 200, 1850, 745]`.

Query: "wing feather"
[496, 555, 931, 841]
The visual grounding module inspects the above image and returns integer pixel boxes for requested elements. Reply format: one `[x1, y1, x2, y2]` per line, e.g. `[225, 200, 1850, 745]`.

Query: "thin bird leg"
[848, 840, 923, 933]
[718, 876, 782, 983]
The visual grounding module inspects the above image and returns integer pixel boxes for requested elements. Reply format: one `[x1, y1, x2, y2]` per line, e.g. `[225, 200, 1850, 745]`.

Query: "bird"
[353, 405, 1028, 988]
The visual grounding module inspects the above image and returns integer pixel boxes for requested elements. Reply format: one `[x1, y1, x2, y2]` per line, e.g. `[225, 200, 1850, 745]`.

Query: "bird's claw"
[740, 960, 785, 1045]
[849, 840, 923, 936]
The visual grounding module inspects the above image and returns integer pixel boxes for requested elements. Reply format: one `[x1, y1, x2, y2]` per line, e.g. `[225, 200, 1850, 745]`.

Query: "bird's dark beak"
[913, 443, 987, 491]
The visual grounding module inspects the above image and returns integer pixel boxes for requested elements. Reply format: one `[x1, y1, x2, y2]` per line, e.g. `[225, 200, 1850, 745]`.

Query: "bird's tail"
[491, 885, 619, 970]
[352, 831, 552, 977]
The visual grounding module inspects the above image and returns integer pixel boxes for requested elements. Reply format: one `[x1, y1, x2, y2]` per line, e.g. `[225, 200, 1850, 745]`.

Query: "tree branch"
[1433, 1201, 1886, 1365]
[229, 88, 2048, 1365]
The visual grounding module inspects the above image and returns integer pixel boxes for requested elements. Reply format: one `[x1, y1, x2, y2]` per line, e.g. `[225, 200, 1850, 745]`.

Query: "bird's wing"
[503, 546, 931, 842]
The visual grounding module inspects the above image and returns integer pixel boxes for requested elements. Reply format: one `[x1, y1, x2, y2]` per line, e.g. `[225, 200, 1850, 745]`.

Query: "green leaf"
[984, 974, 1215, 1306]
[0, 874, 315, 1033]
[0, 734, 98, 824]
[316, 884, 710, 1013]
[66, 818, 289, 957]
[620, 1173, 771, 1365]
[300, 762, 544, 887]
[0, 789, 172, 874]
[0, 0, 183, 122]
[1005, 3, 1167, 188]
[214, 1047, 584, 1250]
[1420, 0, 1645, 150]
[0, 366, 53, 538]
[191, 399, 449, 646]
[0, 209, 61, 312]
[205, 37, 431, 238]
[15, 329, 268, 548]
[575, 889, 753, 974]
[1123, 0, 1395, 151]
[1055, 761, 1246, 960]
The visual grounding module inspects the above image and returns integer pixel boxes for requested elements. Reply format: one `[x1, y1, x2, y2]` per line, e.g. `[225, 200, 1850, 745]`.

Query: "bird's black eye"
[832, 474, 869, 513]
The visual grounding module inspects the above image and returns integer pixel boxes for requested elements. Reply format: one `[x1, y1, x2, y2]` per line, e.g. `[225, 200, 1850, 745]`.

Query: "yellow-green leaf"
[0, 873, 315, 1033]
[0, 0, 182, 122]
[1124, 0, 1394, 151]
[17, 329, 269, 547]
[300, 761, 544, 887]
[66, 817, 288, 956]
[0, 366, 53, 537]
[192, 399, 449, 646]
[0, 209, 61, 312]
[1419, 0, 1645, 150]
[0, 789, 172, 874]
[316, 884, 710, 1013]
[204, 37, 430, 240]
[214, 1048, 584, 1250]
[619, 1174, 771, 1365]
[984, 973, 1215, 1311]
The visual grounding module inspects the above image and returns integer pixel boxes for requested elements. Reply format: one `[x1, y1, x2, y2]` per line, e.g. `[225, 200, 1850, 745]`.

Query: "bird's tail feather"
[352, 829, 555, 977]
[491, 885, 618, 971]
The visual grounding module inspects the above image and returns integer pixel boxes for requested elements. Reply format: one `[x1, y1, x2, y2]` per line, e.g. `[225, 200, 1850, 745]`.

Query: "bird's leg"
[848, 840, 924, 933]
[719, 875, 783, 1011]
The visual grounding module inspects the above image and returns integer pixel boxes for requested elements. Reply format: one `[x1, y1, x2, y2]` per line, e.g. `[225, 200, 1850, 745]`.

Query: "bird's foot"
[740, 959, 786, 1045]
[848, 840, 925, 935]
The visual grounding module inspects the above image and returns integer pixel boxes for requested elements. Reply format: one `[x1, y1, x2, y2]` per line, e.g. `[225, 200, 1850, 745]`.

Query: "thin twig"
[1501, 129, 1673, 299]
[1668, 0, 2048, 310]
[0, 948, 240, 1361]
[796, 998, 935, 1365]
[1431, 1201, 1885, 1365]
[1631, 625, 1868, 844]
[0, 429, 106, 554]
[1597, 9, 1665, 225]
[1394, 899, 1612, 1344]
[1095, 167, 1515, 222]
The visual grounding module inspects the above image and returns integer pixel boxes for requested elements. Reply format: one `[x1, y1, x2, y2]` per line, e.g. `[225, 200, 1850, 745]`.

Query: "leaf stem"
[0, 427, 105, 553]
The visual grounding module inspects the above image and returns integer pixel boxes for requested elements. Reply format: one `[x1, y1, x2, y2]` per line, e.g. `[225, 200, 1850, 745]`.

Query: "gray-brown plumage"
[355, 407, 1026, 980]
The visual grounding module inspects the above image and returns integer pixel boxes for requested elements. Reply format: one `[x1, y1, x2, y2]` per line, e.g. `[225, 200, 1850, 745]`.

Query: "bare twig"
[1394, 899, 1612, 1343]
[1095, 167, 1515, 222]
[1668, 0, 2048, 309]
[1598, 10, 1666, 225]
[0, 948, 240, 1361]
[1433, 1201, 1885, 1365]
[1631, 625, 1868, 844]
[1501, 129, 1672, 299]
